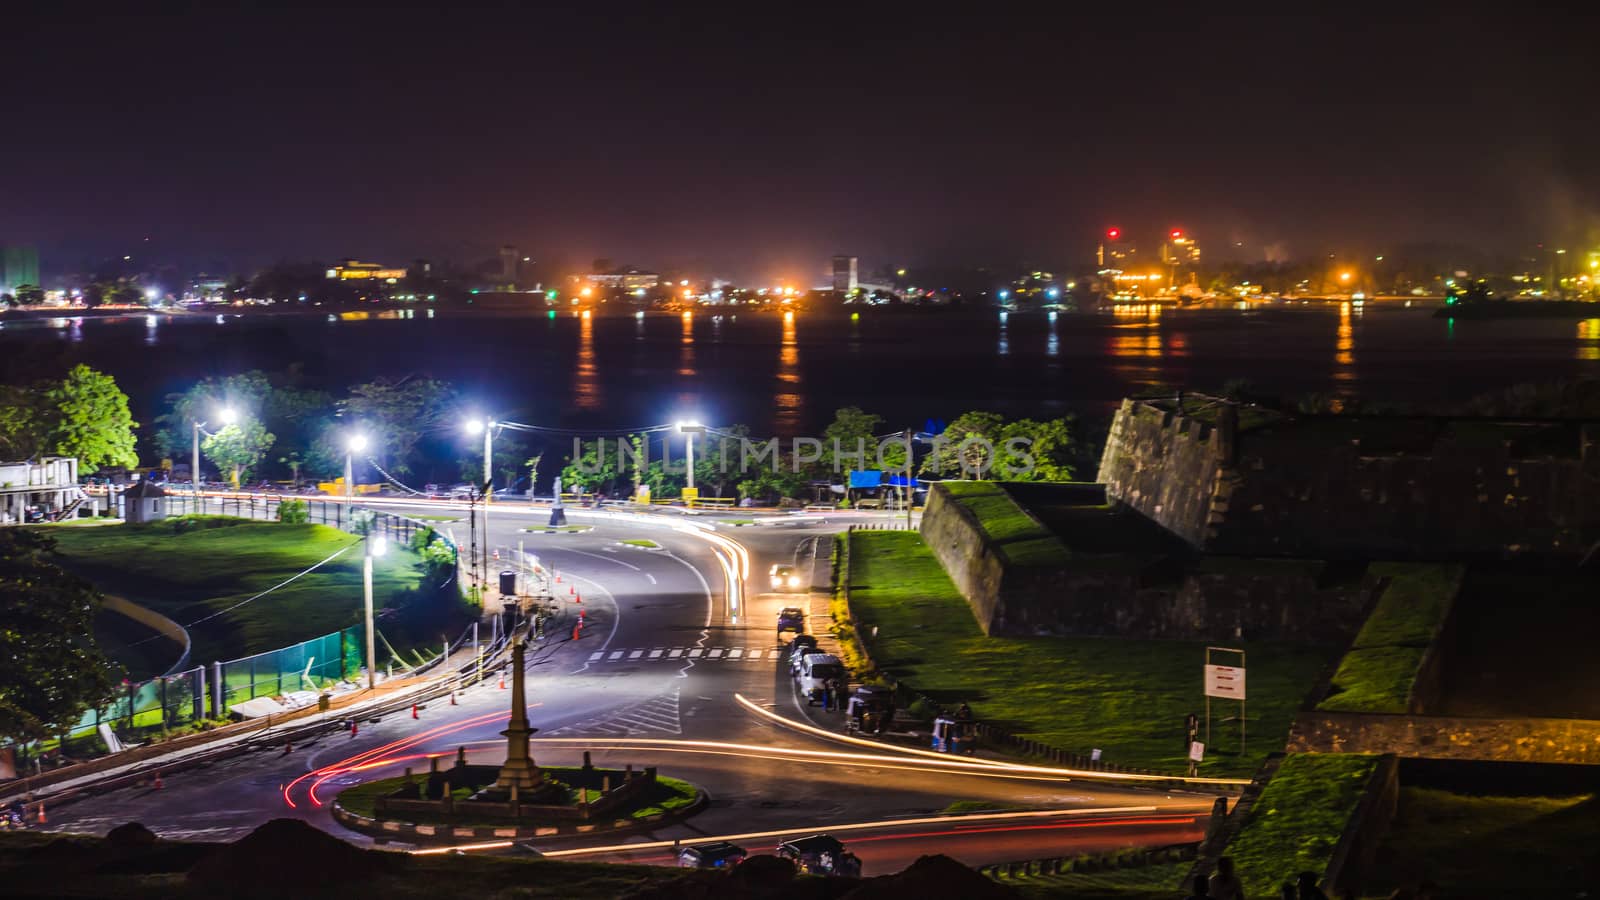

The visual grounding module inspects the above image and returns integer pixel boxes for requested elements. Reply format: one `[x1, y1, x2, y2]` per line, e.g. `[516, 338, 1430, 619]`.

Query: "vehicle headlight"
[788, 576, 800, 587]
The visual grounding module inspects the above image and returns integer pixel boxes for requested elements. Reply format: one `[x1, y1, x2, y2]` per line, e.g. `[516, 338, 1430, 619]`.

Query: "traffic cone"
[570, 585, 575, 595]
[450, 691, 457, 706]
[493, 548, 500, 560]
[36, 801, 45, 824]
[499, 670, 506, 689]
[578, 609, 585, 623]
[411, 703, 419, 719]
[153, 770, 164, 790]
[575, 592, 582, 604]
[350, 719, 359, 737]
[554, 572, 561, 583]
[283, 740, 293, 754]
[571, 625, 581, 641]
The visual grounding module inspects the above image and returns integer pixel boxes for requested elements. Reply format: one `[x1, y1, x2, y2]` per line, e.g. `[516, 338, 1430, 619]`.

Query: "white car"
[797, 653, 844, 703]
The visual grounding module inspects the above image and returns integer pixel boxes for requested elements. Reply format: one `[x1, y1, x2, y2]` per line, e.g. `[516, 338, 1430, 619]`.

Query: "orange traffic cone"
[554, 572, 561, 583]
[499, 671, 506, 689]
[571, 625, 581, 641]
[153, 770, 164, 790]
[36, 801, 45, 824]
[570, 585, 575, 595]
[450, 691, 457, 706]
[350, 719, 359, 737]
[575, 592, 582, 604]
[411, 703, 419, 719]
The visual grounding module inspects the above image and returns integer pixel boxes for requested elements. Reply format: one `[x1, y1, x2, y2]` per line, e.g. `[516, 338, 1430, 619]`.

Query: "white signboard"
[1204, 664, 1247, 700]
[1189, 741, 1206, 762]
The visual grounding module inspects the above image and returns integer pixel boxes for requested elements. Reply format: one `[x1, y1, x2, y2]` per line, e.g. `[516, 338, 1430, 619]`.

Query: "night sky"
[5, 8, 1598, 280]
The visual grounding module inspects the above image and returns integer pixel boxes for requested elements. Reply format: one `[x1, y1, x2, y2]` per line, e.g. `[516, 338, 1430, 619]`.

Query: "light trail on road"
[735, 693, 1251, 787]
[412, 804, 1193, 857]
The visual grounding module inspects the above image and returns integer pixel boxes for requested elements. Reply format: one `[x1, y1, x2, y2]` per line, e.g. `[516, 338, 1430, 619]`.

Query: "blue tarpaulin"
[885, 474, 919, 488]
[847, 470, 883, 489]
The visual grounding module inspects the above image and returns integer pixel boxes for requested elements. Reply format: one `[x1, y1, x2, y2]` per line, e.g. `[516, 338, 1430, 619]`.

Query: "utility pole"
[363, 531, 386, 689]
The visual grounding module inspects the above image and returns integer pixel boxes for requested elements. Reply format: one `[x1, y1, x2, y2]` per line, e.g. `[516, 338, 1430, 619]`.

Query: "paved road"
[41, 500, 1216, 873]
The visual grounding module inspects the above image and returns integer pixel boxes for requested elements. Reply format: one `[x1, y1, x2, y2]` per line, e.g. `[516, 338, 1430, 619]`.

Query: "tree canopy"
[0, 366, 139, 473]
[0, 530, 119, 746]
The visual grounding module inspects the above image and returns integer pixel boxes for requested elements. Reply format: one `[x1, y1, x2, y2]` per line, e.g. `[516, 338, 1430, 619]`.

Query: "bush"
[277, 499, 309, 524]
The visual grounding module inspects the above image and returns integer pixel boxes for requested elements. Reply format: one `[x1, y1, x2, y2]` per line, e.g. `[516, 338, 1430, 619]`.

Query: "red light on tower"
[1170, 229, 1184, 240]
[1106, 227, 1121, 240]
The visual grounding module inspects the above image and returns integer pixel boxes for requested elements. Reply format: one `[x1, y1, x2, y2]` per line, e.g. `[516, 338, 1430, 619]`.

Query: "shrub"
[277, 499, 309, 524]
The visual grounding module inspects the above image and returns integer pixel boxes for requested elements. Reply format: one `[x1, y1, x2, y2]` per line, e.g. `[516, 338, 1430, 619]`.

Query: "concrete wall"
[1098, 398, 1600, 559]
[1289, 711, 1600, 765]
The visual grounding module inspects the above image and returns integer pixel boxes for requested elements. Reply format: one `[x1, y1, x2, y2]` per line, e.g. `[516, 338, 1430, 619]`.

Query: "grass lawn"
[1364, 786, 1600, 897]
[93, 606, 179, 681]
[1317, 563, 1463, 713]
[46, 516, 426, 663]
[337, 768, 698, 825]
[1224, 753, 1381, 898]
[520, 525, 593, 534]
[843, 532, 1337, 775]
[938, 481, 1071, 567]
[620, 539, 660, 549]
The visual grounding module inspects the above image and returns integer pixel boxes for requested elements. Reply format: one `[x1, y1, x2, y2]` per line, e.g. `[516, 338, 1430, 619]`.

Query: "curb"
[333, 788, 709, 844]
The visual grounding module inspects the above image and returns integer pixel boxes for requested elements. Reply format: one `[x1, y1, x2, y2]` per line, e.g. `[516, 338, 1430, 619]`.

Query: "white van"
[797, 653, 844, 703]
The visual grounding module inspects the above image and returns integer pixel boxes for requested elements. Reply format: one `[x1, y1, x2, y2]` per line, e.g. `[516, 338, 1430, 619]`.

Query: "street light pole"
[192, 420, 201, 515]
[363, 531, 386, 690]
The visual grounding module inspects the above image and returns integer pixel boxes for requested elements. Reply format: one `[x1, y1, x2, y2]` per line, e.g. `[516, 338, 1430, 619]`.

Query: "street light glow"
[463, 417, 485, 436]
[371, 535, 387, 557]
[347, 433, 369, 453]
[1339, 272, 1353, 282]
[218, 407, 238, 425]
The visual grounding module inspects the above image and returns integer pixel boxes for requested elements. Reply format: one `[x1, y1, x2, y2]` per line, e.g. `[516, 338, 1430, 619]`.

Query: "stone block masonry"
[1097, 395, 1600, 560]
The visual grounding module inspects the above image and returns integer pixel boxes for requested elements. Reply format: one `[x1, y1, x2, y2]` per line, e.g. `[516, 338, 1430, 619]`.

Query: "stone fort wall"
[1097, 397, 1600, 559]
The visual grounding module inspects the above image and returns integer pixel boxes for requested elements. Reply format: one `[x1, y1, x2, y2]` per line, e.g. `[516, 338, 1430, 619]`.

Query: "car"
[769, 563, 803, 591]
[797, 652, 844, 702]
[775, 834, 860, 877]
[789, 641, 824, 675]
[777, 607, 806, 635]
[677, 841, 747, 869]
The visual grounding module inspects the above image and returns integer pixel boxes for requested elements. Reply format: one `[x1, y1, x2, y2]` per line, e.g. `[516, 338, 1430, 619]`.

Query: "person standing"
[1210, 857, 1245, 900]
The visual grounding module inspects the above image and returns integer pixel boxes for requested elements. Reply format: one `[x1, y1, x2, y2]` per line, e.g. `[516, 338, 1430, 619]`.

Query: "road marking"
[688, 649, 703, 658]
[645, 573, 657, 584]
[609, 651, 625, 660]
[588, 652, 603, 662]
[668, 648, 683, 658]
[648, 649, 664, 659]
[706, 649, 722, 659]
[727, 648, 743, 659]
[628, 650, 644, 659]
[559, 547, 643, 572]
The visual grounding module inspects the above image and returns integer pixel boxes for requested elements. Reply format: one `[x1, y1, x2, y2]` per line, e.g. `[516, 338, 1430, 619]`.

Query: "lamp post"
[345, 433, 368, 508]
[362, 531, 387, 689]
[465, 417, 494, 593]
[192, 407, 236, 515]
[675, 421, 704, 500]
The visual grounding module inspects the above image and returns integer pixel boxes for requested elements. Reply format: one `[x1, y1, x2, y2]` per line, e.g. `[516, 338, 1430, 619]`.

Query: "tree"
[921, 410, 1004, 479]
[340, 376, 456, 476]
[995, 418, 1078, 481]
[821, 406, 883, 478]
[203, 418, 275, 487]
[0, 530, 119, 747]
[12, 284, 44, 306]
[43, 365, 140, 474]
[0, 384, 43, 459]
[560, 438, 629, 494]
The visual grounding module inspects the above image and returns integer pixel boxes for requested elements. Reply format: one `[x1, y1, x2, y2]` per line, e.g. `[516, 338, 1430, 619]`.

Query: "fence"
[67, 665, 207, 743]
[216, 625, 363, 710]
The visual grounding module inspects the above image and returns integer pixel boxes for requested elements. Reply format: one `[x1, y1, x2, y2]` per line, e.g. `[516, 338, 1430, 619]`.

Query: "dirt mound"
[186, 818, 394, 893]
[841, 854, 1018, 900]
[104, 822, 158, 849]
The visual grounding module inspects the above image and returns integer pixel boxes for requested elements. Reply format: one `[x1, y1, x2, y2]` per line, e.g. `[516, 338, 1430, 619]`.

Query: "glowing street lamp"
[676, 421, 705, 496]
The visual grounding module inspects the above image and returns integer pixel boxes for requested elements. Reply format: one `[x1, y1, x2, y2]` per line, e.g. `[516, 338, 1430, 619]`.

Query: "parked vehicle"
[797, 652, 844, 702]
[788, 638, 822, 675]
[777, 606, 806, 635]
[931, 715, 977, 754]
[846, 684, 896, 735]
[677, 840, 747, 869]
[775, 834, 860, 877]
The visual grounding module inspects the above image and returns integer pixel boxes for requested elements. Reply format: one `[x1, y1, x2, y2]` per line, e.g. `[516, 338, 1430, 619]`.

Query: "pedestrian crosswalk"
[585, 647, 785, 663]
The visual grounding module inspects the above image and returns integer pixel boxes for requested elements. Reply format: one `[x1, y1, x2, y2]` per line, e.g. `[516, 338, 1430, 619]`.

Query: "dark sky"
[4, 7, 1599, 281]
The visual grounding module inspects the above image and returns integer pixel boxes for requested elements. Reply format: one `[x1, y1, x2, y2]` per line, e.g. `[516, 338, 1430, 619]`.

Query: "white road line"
[560, 547, 643, 572]
[588, 652, 602, 661]
[645, 573, 657, 584]
[728, 648, 743, 659]
[609, 651, 625, 661]
[648, 649, 664, 658]
[668, 648, 683, 658]
[689, 649, 704, 658]
[707, 649, 723, 659]
[628, 650, 644, 659]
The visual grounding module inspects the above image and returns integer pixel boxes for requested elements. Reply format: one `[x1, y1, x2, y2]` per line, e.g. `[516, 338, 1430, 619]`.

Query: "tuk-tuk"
[775, 834, 861, 877]
[846, 685, 895, 735]
[931, 716, 976, 754]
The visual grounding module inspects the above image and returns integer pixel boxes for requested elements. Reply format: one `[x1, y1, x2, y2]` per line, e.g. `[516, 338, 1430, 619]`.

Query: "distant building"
[0, 457, 82, 525]
[499, 246, 520, 284]
[832, 256, 859, 293]
[1, 245, 40, 294]
[586, 267, 660, 291]
[325, 259, 407, 282]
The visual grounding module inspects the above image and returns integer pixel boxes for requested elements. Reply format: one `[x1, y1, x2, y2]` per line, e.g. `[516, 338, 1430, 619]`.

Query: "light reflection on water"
[775, 311, 802, 432]
[574, 310, 599, 410]
[1580, 319, 1600, 361]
